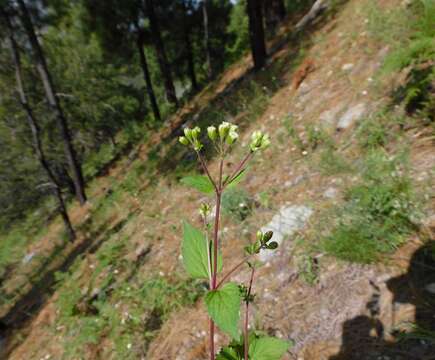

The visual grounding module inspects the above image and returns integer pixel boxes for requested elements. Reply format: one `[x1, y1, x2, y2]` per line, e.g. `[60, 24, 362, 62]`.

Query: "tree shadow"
[0, 215, 131, 357]
[330, 241, 435, 360]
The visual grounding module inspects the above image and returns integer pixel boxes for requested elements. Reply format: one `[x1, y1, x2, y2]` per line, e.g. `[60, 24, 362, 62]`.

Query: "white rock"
[341, 63, 354, 71]
[323, 187, 338, 199]
[22, 252, 36, 264]
[319, 103, 345, 125]
[337, 103, 367, 130]
[259, 206, 313, 262]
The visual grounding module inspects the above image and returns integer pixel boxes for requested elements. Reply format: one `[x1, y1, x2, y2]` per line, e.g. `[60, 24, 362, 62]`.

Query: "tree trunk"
[2, 8, 75, 241]
[264, 0, 286, 32]
[16, 0, 87, 206]
[136, 29, 161, 121]
[202, 0, 213, 79]
[247, 0, 267, 70]
[275, 0, 286, 20]
[181, 1, 198, 91]
[143, 0, 178, 107]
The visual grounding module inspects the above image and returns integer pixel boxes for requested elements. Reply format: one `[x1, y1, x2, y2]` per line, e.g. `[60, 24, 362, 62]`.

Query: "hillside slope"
[2, 0, 434, 359]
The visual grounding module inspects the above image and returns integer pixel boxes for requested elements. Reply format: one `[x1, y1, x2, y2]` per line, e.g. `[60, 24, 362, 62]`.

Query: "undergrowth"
[322, 150, 420, 263]
[367, 0, 435, 120]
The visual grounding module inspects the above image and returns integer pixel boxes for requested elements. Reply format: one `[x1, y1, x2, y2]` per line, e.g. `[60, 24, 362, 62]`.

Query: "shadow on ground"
[330, 241, 435, 360]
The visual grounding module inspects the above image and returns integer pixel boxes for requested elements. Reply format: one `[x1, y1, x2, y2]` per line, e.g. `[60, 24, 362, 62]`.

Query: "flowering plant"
[179, 122, 290, 359]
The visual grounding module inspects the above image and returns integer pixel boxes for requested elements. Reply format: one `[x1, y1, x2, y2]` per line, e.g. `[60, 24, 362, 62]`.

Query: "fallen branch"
[295, 0, 330, 32]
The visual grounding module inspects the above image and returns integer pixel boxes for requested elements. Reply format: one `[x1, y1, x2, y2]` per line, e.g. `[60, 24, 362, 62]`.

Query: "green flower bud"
[199, 203, 211, 218]
[184, 127, 193, 141]
[193, 139, 203, 151]
[227, 130, 239, 145]
[179, 136, 189, 146]
[256, 230, 263, 241]
[207, 126, 217, 141]
[250, 131, 270, 152]
[192, 126, 201, 139]
[263, 231, 273, 242]
[267, 241, 278, 250]
[218, 121, 231, 140]
[226, 124, 239, 145]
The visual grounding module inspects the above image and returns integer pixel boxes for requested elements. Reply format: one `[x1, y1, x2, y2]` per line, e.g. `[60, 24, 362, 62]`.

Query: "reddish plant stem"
[209, 157, 224, 360]
[209, 317, 215, 360]
[223, 151, 253, 187]
[197, 152, 218, 191]
[244, 267, 255, 360]
[216, 255, 252, 289]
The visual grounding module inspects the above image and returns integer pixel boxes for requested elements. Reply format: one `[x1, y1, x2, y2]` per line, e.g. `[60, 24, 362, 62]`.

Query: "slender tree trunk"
[274, 0, 286, 20]
[143, 0, 178, 107]
[136, 29, 161, 121]
[202, 0, 213, 79]
[2, 9, 75, 241]
[247, 0, 267, 70]
[264, 0, 285, 32]
[16, 0, 87, 205]
[181, 2, 198, 91]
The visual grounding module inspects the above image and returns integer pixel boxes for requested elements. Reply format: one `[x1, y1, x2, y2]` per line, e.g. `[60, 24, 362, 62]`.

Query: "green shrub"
[322, 151, 419, 263]
[222, 188, 253, 221]
[368, 0, 435, 118]
[318, 148, 353, 175]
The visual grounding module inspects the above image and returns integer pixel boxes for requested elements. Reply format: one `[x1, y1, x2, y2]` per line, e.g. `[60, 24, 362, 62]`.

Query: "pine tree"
[16, 0, 87, 205]
[247, 0, 267, 70]
[1, 7, 75, 240]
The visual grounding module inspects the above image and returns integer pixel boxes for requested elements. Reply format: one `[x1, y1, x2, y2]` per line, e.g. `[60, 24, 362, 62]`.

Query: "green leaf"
[227, 169, 246, 189]
[249, 336, 291, 360]
[216, 347, 242, 360]
[182, 221, 222, 279]
[205, 282, 241, 339]
[180, 175, 214, 194]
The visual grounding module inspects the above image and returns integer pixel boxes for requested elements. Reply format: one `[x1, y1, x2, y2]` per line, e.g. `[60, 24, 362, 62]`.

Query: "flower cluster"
[207, 121, 239, 145]
[250, 131, 270, 152]
[179, 126, 202, 151]
[179, 121, 270, 154]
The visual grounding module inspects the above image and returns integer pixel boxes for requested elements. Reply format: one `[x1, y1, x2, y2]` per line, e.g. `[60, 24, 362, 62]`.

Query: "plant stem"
[210, 157, 224, 359]
[203, 218, 212, 286]
[197, 151, 218, 191]
[216, 255, 252, 289]
[209, 317, 215, 360]
[244, 267, 255, 360]
[224, 151, 253, 188]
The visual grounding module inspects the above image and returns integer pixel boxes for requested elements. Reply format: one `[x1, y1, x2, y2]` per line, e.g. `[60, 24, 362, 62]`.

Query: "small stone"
[341, 63, 354, 71]
[323, 187, 338, 199]
[22, 252, 36, 264]
[337, 103, 367, 130]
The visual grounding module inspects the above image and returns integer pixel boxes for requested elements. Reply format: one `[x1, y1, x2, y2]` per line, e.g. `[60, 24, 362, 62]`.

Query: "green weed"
[318, 148, 353, 175]
[368, 0, 435, 118]
[222, 187, 253, 222]
[322, 151, 419, 263]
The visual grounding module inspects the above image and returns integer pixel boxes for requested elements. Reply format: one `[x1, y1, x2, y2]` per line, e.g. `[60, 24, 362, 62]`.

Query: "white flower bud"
[207, 126, 217, 141]
[184, 127, 193, 141]
[218, 121, 231, 140]
[227, 129, 239, 145]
